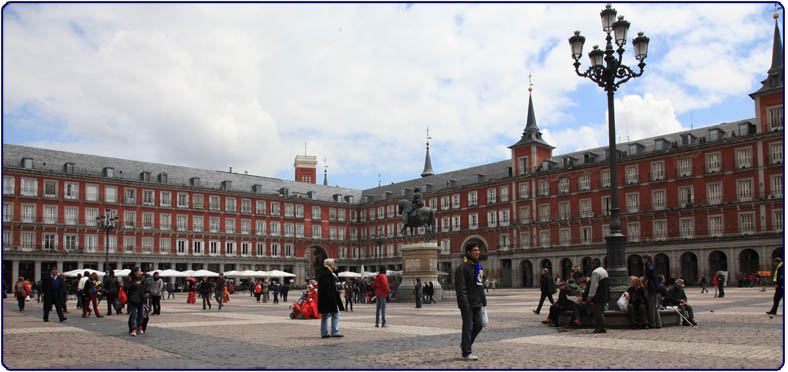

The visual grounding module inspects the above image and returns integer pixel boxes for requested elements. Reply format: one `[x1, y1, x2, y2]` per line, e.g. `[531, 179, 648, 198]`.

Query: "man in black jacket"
[643, 255, 661, 328]
[664, 279, 697, 325]
[455, 243, 487, 361]
[586, 258, 609, 333]
[40, 267, 66, 322]
[533, 268, 555, 315]
[767, 257, 784, 315]
[317, 258, 344, 338]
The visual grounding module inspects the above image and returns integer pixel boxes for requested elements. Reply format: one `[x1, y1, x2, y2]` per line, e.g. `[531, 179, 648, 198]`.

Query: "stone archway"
[655, 253, 670, 280]
[627, 254, 643, 277]
[680, 252, 699, 284]
[520, 260, 533, 288]
[560, 258, 572, 281]
[739, 249, 760, 274]
[772, 247, 783, 261]
[709, 250, 728, 275]
[461, 235, 489, 260]
[306, 245, 329, 279]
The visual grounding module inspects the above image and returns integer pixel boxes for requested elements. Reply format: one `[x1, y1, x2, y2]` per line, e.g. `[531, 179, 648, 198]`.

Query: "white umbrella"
[236, 270, 257, 277]
[114, 269, 131, 277]
[192, 269, 219, 277]
[386, 270, 402, 276]
[156, 269, 185, 277]
[63, 268, 105, 277]
[254, 270, 270, 277]
[337, 271, 362, 278]
[181, 270, 195, 276]
[267, 269, 295, 278]
[224, 270, 243, 277]
[361, 271, 377, 278]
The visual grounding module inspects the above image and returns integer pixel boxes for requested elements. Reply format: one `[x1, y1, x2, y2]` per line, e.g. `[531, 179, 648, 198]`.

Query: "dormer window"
[680, 133, 696, 146]
[221, 180, 232, 190]
[628, 143, 644, 155]
[563, 157, 577, 168]
[158, 173, 168, 184]
[708, 128, 722, 142]
[21, 158, 33, 169]
[103, 167, 115, 178]
[252, 184, 263, 194]
[190, 177, 201, 187]
[654, 139, 670, 151]
[584, 152, 598, 164]
[279, 187, 289, 196]
[139, 172, 151, 182]
[63, 162, 74, 173]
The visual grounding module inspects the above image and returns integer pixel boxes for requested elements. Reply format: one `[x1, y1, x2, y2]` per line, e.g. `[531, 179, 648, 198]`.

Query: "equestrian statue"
[397, 187, 436, 242]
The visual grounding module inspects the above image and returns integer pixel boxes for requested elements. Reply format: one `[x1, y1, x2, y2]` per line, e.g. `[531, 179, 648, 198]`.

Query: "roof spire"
[421, 126, 434, 177]
[770, 11, 783, 73]
[750, 9, 784, 97]
[323, 156, 328, 185]
[509, 75, 555, 150]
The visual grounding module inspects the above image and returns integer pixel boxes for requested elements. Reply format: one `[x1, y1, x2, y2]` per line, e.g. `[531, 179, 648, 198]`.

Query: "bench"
[557, 308, 680, 329]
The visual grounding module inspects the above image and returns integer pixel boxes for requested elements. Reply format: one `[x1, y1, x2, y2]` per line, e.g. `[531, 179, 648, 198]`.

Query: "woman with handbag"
[82, 273, 103, 318]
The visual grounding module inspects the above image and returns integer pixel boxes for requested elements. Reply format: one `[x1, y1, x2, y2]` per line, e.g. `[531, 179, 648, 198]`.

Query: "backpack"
[14, 282, 25, 296]
[255, 284, 262, 294]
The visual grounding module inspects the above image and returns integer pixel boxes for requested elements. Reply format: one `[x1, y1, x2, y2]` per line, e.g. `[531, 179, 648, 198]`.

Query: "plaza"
[2, 287, 783, 369]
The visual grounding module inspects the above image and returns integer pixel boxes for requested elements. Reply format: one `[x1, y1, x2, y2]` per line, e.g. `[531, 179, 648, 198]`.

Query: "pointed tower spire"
[752, 11, 784, 97]
[323, 157, 328, 185]
[421, 126, 434, 177]
[509, 77, 554, 149]
[770, 12, 783, 73]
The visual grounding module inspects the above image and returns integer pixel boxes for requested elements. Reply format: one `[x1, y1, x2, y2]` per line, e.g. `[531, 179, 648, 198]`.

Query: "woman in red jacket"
[373, 268, 391, 328]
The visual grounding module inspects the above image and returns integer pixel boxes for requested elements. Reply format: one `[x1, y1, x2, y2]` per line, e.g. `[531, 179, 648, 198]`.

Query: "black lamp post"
[97, 214, 120, 273]
[569, 4, 649, 290]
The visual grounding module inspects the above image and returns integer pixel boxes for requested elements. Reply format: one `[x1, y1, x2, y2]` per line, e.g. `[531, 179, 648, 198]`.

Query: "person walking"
[343, 282, 354, 312]
[533, 268, 555, 315]
[282, 281, 289, 303]
[373, 267, 391, 327]
[273, 281, 281, 304]
[456, 243, 487, 361]
[77, 272, 90, 312]
[166, 282, 175, 300]
[14, 276, 30, 311]
[41, 267, 67, 322]
[215, 273, 226, 310]
[75, 273, 84, 310]
[126, 267, 146, 336]
[699, 272, 709, 294]
[427, 281, 436, 304]
[104, 272, 120, 315]
[317, 258, 344, 338]
[586, 258, 609, 333]
[643, 255, 661, 329]
[200, 277, 212, 310]
[716, 271, 725, 298]
[82, 273, 103, 318]
[767, 258, 784, 315]
[150, 272, 164, 315]
[254, 280, 262, 302]
[58, 273, 69, 314]
[712, 274, 719, 297]
[414, 279, 423, 308]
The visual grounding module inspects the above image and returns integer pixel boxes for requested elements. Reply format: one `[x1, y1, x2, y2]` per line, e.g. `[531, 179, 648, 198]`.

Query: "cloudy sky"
[2, 3, 782, 189]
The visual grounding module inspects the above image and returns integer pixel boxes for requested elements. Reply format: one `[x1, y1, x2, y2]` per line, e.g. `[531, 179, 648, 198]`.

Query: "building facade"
[2, 21, 784, 289]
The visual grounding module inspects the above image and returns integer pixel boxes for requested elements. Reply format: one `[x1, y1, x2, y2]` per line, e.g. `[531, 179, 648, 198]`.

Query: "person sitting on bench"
[663, 279, 697, 326]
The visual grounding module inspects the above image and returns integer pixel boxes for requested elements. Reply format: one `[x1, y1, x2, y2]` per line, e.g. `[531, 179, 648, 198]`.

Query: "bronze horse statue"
[397, 199, 436, 242]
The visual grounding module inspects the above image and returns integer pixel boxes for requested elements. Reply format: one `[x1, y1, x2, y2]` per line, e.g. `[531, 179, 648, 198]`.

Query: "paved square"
[2, 287, 783, 369]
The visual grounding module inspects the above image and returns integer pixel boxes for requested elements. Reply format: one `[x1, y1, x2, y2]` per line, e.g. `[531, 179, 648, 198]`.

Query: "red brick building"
[2, 21, 783, 289]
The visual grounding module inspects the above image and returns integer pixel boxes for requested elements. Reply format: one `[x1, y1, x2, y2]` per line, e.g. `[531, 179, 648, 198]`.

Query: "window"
[124, 188, 137, 204]
[327, 208, 337, 221]
[735, 147, 753, 169]
[123, 210, 136, 228]
[738, 213, 755, 234]
[440, 196, 449, 210]
[677, 158, 692, 177]
[161, 237, 172, 255]
[770, 143, 783, 165]
[311, 224, 321, 238]
[520, 231, 530, 249]
[708, 215, 724, 237]
[256, 200, 266, 214]
[539, 204, 550, 222]
[242, 219, 251, 235]
[377, 206, 384, 219]
[558, 201, 570, 220]
[64, 234, 77, 252]
[225, 218, 235, 234]
[499, 233, 511, 250]
[578, 175, 590, 191]
[192, 216, 203, 232]
[43, 205, 57, 224]
[627, 222, 640, 242]
[452, 215, 461, 231]
[650, 161, 665, 181]
[86, 184, 98, 201]
[600, 169, 610, 188]
[296, 223, 304, 237]
[386, 205, 394, 218]
[193, 194, 204, 210]
[519, 182, 529, 199]
[559, 228, 570, 246]
[270, 202, 280, 216]
[736, 179, 753, 202]
[452, 194, 460, 209]
[500, 187, 509, 202]
[256, 242, 266, 256]
[85, 234, 98, 253]
[3, 176, 14, 195]
[469, 213, 478, 229]
[767, 105, 783, 131]
[538, 179, 549, 196]
[225, 241, 236, 256]
[44, 180, 57, 198]
[678, 186, 694, 207]
[602, 225, 609, 238]
[441, 217, 450, 232]
[297, 205, 305, 218]
[177, 192, 189, 208]
[706, 183, 723, 205]
[176, 239, 188, 255]
[653, 220, 667, 240]
[141, 237, 153, 254]
[601, 196, 610, 216]
[284, 244, 293, 257]
[651, 189, 665, 211]
[428, 199, 437, 210]
[499, 209, 510, 226]
[487, 188, 497, 204]
[160, 213, 171, 230]
[142, 190, 154, 205]
[626, 193, 639, 213]
[467, 191, 478, 207]
[679, 217, 694, 238]
[558, 177, 569, 194]
[65, 207, 78, 225]
[285, 203, 294, 217]
[20, 232, 35, 250]
[518, 156, 529, 175]
[21, 204, 35, 223]
[141, 212, 153, 229]
[772, 175, 783, 197]
[124, 236, 136, 253]
[312, 206, 322, 220]
[42, 233, 57, 251]
[579, 199, 592, 218]
[209, 240, 220, 256]
[241, 199, 252, 213]
[540, 230, 550, 248]
[2, 203, 12, 222]
[160, 191, 171, 207]
[580, 226, 592, 245]
[773, 209, 783, 231]
[21, 178, 38, 196]
[488, 211, 498, 227]
[210, 196, 221, 210]
[226, 198, 237, 212]
[176, 215, 188, 231]
[706, 152, 721, 173]
[241, 242, 251, 256]
[519, 206, 530, 224]
[104, 186, 118, 203]
[271, 243, 280, 257]
[256, 220, 266, 235]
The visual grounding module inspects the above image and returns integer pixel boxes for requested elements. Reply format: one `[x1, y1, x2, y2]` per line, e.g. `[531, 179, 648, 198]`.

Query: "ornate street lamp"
[97, 214, 120, 273]
[569, 4, 649, 291]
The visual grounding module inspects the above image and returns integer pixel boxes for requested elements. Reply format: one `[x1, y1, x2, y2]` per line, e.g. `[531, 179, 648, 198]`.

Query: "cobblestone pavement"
[2, 287, 783, 369]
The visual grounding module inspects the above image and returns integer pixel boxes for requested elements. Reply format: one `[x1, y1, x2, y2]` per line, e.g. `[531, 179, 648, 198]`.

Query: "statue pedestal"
[397, 242, 443, 302]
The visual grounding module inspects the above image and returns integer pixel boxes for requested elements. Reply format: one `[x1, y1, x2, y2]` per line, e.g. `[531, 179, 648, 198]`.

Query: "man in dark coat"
[455, 243, 487, 361]
[585, 258, 609, 333]
[767, 258, 784, 315]
[316, 258, 344, 338]
[643, 255, 661, 328]
[104, 272, 121, 315]
[40, 267, 66, 322]
[533, 268, 555, 314]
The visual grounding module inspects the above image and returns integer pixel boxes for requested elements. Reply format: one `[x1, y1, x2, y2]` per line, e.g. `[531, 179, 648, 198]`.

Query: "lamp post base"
[605, 233, 628, 310]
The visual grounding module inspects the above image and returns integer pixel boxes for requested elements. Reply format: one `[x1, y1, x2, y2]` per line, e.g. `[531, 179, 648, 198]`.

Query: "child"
[141, 301, 152, 334]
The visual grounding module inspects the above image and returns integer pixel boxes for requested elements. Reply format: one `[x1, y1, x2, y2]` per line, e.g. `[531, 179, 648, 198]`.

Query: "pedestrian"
[571, 266, 583, 283]
[455, 243, 486, 361]
[82, 273, 103, 318]
[213, 273, 225, 310]
[767, 257, 784, 315]
[14, 276, 30, 311]
[58, 273, 69, 313]
[491, 279, 496, 293]
[317, 258, 344, 338]
[643, 255, 661, 329]
[200, 277, 212, 310]
[104, 272, 120, 315]
[167, 282, 175, 300]
[282, 281, 289, 303]
[713, 274, 719, 297]
[586, 258, 609, 333]
[272, 281, 280, 304]
[254, 280, 262, 302]
[126, 267, 146, 336]
[343, 282, 354, 312]
[533, 268, 555, 315]
[427, 281, 436, 304]
[77, 272, 89, 311]
[186, 279, 197, 304]
[664, 279, 697, 326]
[716, 271, 725, 298]
[150, 272, 164, 315]
[699, 272, 709, 294]
[414, 279, 423, 308]
[41, 267, 67, 322]
[262, 280, 270, 303]
[373, 267, 391, 328]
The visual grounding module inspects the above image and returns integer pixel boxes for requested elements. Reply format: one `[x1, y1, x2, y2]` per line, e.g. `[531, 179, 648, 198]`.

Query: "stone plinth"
[397, 242, 443, 302]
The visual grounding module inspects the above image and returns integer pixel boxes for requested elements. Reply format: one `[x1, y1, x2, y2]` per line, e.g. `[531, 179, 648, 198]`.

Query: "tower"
[421, 127, 434, 177]
[294, 155, 317, 184]
[508, 79, 554, 176]
[750, 11, 784, 133]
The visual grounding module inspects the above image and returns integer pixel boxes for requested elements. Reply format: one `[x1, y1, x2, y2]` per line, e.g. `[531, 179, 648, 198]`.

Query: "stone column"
[398, 242, 442, 302]
[512, 260, 522, 288]
[34, 260, 41, 282]
[12, 260, 19, 283]
[77, 260, 84, 270]
[57, 261, 63, 274]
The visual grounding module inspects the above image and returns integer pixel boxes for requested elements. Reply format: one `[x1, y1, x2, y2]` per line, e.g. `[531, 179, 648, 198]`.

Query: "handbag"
[118, 287, 128, 304]
[616, 292, 629, 312]
[481, 306, 489, 327]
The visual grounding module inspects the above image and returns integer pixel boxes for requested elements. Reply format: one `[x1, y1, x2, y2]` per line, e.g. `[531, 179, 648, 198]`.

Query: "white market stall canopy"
[191, 269, 219, 278]
[63, 268, 105, 277]
[267, 270, 295, 278]
[337, 271, 362, 278]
